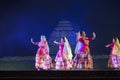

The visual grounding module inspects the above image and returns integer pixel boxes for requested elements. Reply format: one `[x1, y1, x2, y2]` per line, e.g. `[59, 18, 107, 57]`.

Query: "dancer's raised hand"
[105, 44, 109, 48]
[92, 32, 96, 38]
[92, 32, 96, 40]
[31, 38, 34, 43]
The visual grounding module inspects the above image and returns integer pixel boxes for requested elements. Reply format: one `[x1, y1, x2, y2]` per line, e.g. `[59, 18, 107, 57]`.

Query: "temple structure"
[48, 20, 77, 56]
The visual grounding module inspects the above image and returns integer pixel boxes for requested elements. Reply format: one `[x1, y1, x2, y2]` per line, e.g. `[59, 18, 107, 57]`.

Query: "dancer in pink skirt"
[54, 37, 73, 70]
[31, 35, 53, 71]
[105, 38, 120, 70]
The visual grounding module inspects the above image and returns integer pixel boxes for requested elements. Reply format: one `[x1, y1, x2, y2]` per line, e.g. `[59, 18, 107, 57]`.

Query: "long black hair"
[62, 37, 65, 42]
[80, 30, 84, 35]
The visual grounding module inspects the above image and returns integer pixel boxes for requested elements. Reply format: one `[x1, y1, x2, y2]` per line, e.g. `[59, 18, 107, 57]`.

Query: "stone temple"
[48, 20, 77, 56]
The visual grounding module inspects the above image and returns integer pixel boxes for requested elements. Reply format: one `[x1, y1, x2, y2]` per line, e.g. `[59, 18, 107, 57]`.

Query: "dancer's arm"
[31, 38, 39, 45]
[76, 32, 79, 37]
[76, 32, 81, 41]
[105, 44, 110, 48]
[105, 43, 114, 48]
[92, 32, 96, 40]
[87, 32, 96, 40]
[53, 40, 60, 45]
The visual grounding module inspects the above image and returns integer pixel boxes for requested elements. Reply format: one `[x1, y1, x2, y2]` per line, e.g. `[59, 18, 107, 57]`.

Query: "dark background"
[0, 0, 120, 57]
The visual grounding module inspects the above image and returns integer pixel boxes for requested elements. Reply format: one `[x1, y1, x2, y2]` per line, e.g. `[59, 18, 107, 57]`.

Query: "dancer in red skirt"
[73, 30, 96, 70]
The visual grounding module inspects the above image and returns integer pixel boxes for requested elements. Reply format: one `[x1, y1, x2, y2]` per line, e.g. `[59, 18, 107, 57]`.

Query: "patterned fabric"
[73, 52, 93, 69]
[107, 38, 120, 69]
[55, 42, 72, 70]
[35, 41, 53, 70]
[43, 55, 53, 70]
[73, 37, 93, 70]
[35, 53, 43, 69]
[108, 54, 120, 68]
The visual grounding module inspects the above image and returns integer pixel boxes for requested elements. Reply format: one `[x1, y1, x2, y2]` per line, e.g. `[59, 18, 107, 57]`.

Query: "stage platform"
[0, 54, 120, 79]
[0, 54, 113, 71]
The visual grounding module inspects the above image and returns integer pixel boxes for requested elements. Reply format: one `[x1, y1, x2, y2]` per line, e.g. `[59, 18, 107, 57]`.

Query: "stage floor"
[0, 54, 115, 71]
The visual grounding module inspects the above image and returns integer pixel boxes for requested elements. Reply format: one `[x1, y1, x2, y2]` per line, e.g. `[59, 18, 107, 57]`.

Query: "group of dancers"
[31, 30, 120, 71]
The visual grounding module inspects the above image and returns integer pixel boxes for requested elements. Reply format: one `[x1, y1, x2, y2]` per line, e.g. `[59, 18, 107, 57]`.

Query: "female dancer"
[73, 30, 96, 70]
[105, 38, 120, 70]
[31, 35, 53, 70]
[54, 37, 73, 70]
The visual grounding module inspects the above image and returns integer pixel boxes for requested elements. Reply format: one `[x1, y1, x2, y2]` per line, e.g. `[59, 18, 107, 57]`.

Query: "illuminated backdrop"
[0, 0, 120, 57]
